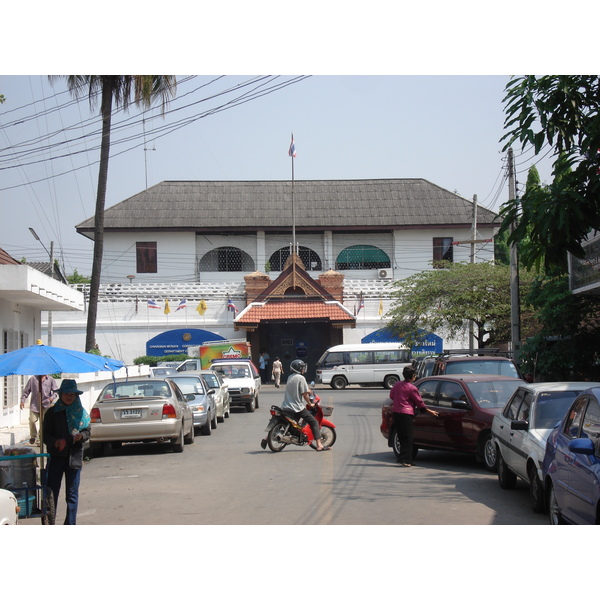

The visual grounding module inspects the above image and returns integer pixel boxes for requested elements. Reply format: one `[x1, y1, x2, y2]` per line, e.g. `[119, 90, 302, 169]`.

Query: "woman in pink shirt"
[389, 365, 438, 467]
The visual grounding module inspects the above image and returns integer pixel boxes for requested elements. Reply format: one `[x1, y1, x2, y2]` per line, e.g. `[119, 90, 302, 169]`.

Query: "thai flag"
[176, 299, 187, 311]
[356, 294, 365, 315]
[227, 296, 238, 314]
[288, 136, 296, 158]
[147, 299, 161, 309]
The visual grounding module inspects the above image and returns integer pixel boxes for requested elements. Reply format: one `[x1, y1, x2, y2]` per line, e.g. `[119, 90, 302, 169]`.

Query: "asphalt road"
[27, 384, 547, 526]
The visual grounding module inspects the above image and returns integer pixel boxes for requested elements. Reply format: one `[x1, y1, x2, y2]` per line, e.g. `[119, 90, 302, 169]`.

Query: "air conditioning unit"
[378, 269, 391, 280]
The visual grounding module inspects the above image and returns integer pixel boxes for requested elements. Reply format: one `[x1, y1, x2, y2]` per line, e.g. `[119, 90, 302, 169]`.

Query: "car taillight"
[90, 407, 101, 423]
[162, 403, 177, 419]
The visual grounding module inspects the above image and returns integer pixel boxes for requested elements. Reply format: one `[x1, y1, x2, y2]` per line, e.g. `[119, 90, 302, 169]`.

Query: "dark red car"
[380, 374, 524, 470]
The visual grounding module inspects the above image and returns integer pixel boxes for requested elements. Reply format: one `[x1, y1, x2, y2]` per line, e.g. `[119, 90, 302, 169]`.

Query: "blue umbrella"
[0, 341, 124, 376]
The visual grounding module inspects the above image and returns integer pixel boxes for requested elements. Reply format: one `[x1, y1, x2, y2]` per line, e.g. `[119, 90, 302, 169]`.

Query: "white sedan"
[0, 488, 19, 525]
[492, 381, 600, 512]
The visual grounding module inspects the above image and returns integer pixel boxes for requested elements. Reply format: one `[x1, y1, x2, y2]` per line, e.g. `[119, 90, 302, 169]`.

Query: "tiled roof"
[0, 247, 20, 265]
[76, 179, 499, 234]
[235, 301, 355, 327]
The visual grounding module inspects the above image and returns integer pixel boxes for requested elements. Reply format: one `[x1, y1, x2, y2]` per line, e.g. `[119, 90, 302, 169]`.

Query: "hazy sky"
[0, 74, 554, 276]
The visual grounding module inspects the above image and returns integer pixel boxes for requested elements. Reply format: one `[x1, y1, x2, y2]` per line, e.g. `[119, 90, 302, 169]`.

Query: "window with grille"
[335, 245, 390, 270]
[433, 237, 453, 267]
[199, 247, 255, 272]
[268, 246, 322, 271]
[136, 242, 157, 273]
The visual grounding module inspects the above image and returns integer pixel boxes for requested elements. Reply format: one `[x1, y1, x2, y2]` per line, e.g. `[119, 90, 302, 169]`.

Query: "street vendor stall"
[0, 340, 124, 523]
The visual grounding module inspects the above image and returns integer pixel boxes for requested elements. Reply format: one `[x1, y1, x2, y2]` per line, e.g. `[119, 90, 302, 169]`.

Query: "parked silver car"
[89, 378, 195, 455]
[167, 374, 217, 435]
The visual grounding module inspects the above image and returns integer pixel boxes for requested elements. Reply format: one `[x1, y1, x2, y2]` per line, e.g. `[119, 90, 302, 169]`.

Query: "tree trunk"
[85, 78, 114, 353]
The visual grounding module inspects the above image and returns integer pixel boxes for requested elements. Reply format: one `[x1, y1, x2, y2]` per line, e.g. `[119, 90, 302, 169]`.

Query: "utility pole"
[469, 194, 477, 351]
[508, 148, 521, 362]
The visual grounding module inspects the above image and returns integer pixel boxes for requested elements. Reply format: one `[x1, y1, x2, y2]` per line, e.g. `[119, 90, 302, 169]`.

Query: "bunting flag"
[288, 135, 296, 158]
[356, 293, 365, 315]
[227, 295, 238, 314]
[196, 299, 208, 316]
[164, 299, 171, 315]
[378, 298, 384, 317]
[176, 299, 187, 311]
[147, 299, 161, 309]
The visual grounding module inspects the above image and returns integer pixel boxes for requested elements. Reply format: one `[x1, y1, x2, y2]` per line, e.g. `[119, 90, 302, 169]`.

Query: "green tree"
[386, 262, 537, 348]
[51, 76, 177, 352]
[501, 76, 600, 273]
[519, 275, 600, 380]
[67, 269, 91, 284]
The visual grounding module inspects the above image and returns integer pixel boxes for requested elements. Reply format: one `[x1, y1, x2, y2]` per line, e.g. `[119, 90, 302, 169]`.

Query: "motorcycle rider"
[261, 359, 330, 451]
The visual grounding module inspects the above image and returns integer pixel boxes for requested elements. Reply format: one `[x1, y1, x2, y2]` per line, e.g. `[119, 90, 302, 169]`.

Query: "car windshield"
[202, 374, 219, 388]
[100, 381, 171, 399]
[169, 377, 204, 395]
[446, 360, 519, 378]
[534, 391, 581, 429]
[466, 379, 523, 409]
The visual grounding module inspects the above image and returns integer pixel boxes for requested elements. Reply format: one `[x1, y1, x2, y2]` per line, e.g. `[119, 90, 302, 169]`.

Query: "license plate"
[121, 409, 142, 419]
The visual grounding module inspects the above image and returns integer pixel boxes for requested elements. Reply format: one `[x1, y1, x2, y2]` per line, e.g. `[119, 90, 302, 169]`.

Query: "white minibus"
[315, 343, 412, 390]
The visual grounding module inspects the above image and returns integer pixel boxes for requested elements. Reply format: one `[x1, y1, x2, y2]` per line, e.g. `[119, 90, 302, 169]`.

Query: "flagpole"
[291, 132, 295, 255]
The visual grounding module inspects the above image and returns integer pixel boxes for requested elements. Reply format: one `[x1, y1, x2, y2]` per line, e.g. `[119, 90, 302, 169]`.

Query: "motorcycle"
[262, 391, 336, 452]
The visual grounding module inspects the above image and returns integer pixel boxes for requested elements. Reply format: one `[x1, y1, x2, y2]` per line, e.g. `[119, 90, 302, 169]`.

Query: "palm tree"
[51, 76, 177, 352]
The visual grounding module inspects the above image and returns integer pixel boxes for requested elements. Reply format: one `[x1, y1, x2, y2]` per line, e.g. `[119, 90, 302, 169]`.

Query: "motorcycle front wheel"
[267, 423, 288, 452]
[310, 425, 337, 450]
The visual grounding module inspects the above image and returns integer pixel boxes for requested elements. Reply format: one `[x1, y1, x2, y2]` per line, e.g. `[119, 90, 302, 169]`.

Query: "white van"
[315, 343, 412, 390]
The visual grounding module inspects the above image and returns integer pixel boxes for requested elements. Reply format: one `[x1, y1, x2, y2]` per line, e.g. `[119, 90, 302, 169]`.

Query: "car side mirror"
[568, 437, 595, 455]
[511, 420, 529, 431]
[451, 400, 469, 410]
[185, 394, 195, 402]
[207, 389, 215, 395]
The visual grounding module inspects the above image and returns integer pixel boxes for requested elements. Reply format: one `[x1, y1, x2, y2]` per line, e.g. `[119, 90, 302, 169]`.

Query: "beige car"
[89, 378, 195, 456]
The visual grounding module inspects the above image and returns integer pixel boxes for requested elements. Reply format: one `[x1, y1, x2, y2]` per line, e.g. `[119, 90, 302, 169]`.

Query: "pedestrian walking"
[43, 379, 90, 525]
[271, 357, 283, 388]
[20, 374, 58, 445]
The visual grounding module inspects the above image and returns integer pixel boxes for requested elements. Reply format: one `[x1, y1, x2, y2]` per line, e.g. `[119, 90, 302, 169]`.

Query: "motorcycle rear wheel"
[267, 423, 288, 452]
[310, 425, 337, 450]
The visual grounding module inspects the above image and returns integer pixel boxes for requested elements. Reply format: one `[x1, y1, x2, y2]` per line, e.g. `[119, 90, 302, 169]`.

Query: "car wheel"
[210, 410, 217, 429]
[528, 463, 544, 513]
[331, 376, 347, 390]
[90, 442, 105, 458]
[384, 375, 399, 389]
[548, 482, 564, 525]
[391, 430, 402, 461]
[200, 417, 212, 435]
[171, 426, 184, 453]
[246, 397, 256, 412]
[481, 433, 498, 472]
[184, 420, 195, 444]
[497, 452, 517, 489]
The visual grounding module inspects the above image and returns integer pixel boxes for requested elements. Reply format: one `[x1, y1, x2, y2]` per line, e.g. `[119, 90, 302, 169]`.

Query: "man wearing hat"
[43, 379, 90, 525]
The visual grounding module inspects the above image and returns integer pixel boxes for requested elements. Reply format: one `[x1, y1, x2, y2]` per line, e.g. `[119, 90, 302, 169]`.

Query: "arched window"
[335, 245, 391, 270]
[268, 246, 322, 271]
[199, 247, 255, 272]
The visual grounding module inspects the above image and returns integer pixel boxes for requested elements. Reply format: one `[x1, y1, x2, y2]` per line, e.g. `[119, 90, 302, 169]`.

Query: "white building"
[0, 248, 84, 442]
[48, 178, 500, 381]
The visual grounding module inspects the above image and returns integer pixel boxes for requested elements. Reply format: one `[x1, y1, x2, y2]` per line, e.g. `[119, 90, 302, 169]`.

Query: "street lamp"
[29, 227, 54, 346]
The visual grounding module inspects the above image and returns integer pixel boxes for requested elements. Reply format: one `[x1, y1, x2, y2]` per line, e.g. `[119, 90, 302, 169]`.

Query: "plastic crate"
[322, 405, 334, 417]
[17, 494, 36, 517]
